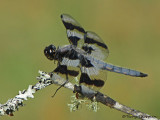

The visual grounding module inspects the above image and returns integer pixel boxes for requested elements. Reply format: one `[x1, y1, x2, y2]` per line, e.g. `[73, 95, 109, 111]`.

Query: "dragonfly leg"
[51, 74, 69, 98]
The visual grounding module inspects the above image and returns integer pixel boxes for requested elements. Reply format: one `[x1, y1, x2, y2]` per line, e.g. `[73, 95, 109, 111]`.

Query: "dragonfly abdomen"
[104, 63, 147, 77]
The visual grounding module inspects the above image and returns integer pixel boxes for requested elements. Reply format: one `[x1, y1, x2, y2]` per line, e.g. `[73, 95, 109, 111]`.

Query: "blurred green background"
[0, 0, 160, 120]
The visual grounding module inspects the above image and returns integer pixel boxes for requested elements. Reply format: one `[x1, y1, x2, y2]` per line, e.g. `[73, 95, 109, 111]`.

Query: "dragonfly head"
[44, 44, 57, 60]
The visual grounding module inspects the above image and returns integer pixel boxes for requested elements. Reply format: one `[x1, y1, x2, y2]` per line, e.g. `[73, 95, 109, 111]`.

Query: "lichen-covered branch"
[74, 85, 158, 120]
[0, 71, 159, 120]
[0, 71, 52, 116]
[0, 71, 74, 116]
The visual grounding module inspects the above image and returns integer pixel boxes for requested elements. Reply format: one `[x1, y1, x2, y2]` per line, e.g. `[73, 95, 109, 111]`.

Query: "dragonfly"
[44, 14, 147, 92]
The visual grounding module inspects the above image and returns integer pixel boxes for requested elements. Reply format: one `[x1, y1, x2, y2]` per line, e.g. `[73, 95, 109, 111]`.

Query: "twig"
[74, 85, 158, 120]
[0, 70, 159, 120]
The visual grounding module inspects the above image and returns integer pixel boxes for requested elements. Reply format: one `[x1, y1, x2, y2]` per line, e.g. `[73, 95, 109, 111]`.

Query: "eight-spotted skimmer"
[44, 14, 147, 91]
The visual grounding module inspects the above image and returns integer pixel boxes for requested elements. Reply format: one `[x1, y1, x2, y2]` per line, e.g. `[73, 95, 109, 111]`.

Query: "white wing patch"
[67, 30, 84, 39]
[61, 57, 80, 67]
[81, 66, 99, 76]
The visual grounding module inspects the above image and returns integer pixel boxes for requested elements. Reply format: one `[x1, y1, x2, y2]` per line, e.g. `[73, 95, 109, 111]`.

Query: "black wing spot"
[61, 21, 85, 33]
[80, 73, 104, 87]
[82, 46, 95, 54]
[80, 57, 93, 67]
[54, 65, 79, 77]
[85, 36, 108, 49]
[68, 36, 80, 46]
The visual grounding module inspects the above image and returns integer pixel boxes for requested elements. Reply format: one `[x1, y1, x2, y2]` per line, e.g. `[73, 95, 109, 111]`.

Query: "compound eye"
[44, 44, 56, 60]
[50, 49, 53, 53]
[50, 45, 56, 50]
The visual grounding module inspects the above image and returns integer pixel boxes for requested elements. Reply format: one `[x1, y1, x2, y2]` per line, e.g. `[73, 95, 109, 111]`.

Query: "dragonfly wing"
[61, 14, 85, 48]
[79, 56, 107, 91]
[83, 31, 109, 61]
